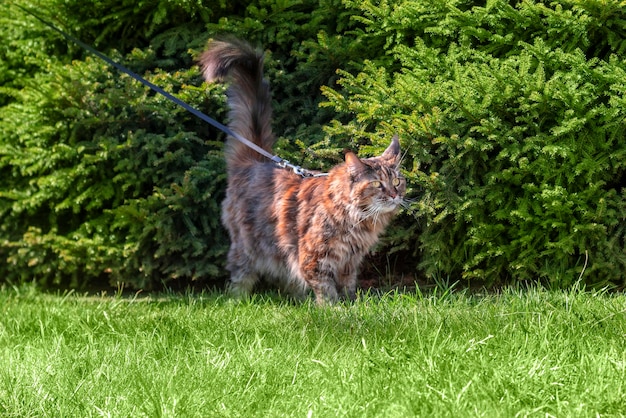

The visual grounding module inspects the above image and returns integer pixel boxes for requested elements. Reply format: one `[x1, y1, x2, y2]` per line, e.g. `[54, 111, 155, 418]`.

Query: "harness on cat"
[13, 3, 329, 178]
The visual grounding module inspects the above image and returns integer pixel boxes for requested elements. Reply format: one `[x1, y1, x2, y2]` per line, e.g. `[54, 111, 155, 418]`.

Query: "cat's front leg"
[300, 256, 340, 304]
[309, 279, 339, 305]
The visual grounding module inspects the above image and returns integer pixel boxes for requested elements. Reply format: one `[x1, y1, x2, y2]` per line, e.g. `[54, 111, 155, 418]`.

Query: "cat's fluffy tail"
[199, 38, 275, 167]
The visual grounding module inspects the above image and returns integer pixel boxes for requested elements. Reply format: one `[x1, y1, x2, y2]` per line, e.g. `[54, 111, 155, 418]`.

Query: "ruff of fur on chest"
[200, 37, 407, 304]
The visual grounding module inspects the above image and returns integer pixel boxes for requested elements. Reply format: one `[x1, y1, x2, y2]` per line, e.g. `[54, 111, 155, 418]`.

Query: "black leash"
[11, 3, 327, 178]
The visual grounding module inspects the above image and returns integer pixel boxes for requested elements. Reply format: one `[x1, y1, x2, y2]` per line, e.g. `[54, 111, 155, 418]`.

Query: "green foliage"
[3, 0, 626, 290]
[323, 0, 626, 287]
[0, 0, 252, 289]
[0, 47, 229, 288]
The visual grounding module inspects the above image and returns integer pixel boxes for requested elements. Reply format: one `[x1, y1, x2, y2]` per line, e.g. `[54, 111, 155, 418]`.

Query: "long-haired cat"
[200, 38, 406, 304]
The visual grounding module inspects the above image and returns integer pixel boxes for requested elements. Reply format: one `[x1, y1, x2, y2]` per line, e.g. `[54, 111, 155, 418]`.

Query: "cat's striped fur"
[200, 38, 406, 303]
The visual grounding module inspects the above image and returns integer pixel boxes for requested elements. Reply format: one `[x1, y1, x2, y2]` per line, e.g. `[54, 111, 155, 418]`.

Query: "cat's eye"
[392, 177, 401, 187]
[371, 180, 382, 188]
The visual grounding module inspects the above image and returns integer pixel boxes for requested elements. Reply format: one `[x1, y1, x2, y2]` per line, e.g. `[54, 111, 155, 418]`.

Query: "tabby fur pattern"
[200, 39, 406, 304]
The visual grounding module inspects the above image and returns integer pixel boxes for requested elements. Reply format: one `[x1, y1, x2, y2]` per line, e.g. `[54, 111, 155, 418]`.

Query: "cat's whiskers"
[370, 206, 382, 226]
[352, 204, 380, 228]
[354, 197, 400, 228]
[399, 198, 414, 210]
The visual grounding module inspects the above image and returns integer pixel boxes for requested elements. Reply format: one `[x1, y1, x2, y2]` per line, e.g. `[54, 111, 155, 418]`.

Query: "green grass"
[1, 285, 625, 417]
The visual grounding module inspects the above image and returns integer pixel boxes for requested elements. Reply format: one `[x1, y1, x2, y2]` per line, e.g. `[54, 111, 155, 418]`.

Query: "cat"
[199, 38, 406, 304]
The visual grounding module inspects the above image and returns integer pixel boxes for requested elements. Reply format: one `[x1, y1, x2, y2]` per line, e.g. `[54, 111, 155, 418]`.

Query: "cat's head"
[339, 135, 406, 219]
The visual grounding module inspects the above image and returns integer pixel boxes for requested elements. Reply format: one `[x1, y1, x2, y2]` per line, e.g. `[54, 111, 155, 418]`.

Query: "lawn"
[0, 284, 625, 417]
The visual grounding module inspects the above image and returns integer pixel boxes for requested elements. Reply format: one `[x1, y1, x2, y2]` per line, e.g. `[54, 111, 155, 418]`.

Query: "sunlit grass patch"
[1, 285, 625, 417]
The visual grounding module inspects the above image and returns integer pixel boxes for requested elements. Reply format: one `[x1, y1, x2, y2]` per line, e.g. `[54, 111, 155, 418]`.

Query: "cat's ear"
[344, 150, 367, 175]
[381, 134, 401, 165]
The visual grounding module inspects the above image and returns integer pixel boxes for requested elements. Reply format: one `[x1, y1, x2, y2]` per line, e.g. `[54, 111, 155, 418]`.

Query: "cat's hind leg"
[227, 272, 258, 298]
[337, 270, 358, 301]
[226, 245, 258, 299]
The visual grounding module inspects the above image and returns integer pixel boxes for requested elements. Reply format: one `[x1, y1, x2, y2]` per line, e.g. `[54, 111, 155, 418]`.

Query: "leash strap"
[12, 3, 328, 178]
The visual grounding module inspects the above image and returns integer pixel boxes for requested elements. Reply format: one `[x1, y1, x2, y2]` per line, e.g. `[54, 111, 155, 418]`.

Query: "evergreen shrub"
[3, 0, 625, 290]
[0, 50, 230, 288]
[0, 0, 237, 289]
[323, 0, 626, 287]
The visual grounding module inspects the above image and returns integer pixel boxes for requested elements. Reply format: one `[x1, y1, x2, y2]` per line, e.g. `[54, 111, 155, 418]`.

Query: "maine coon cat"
[200, 38, 406, 304]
